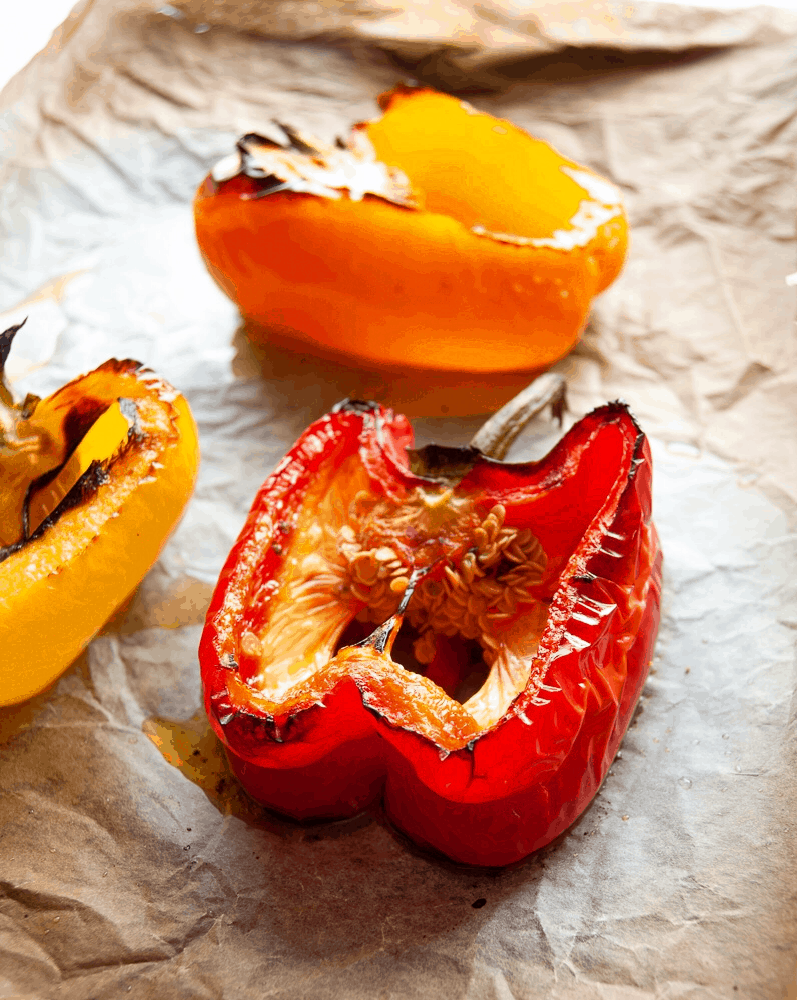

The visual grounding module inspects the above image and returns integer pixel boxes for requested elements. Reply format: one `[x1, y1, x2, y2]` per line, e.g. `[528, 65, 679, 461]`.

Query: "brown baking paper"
[1, 2, 796, 997]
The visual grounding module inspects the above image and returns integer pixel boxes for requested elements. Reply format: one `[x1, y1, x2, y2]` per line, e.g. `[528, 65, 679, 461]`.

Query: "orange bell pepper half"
[200, 386, 661, 866]
[193, 86, 628, 373]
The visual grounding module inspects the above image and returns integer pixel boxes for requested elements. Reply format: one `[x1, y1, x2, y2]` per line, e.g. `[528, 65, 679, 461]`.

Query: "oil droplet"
[722, 733, 730, 740]
[143, 710, 265, 823]
[621, 814, 629, 821]
[678, 776, 692, 789]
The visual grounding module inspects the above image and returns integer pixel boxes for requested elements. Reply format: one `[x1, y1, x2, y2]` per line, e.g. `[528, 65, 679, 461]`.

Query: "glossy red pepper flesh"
[200, 399, 662, 866]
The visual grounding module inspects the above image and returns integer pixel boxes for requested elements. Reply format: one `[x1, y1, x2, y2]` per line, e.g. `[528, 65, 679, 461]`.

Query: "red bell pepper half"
[200, 393, 662, 866]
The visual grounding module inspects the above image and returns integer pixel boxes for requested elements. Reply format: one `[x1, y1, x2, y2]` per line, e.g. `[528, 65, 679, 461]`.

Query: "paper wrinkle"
[1, 1, 796, 997]
[164, 0, 797, 61]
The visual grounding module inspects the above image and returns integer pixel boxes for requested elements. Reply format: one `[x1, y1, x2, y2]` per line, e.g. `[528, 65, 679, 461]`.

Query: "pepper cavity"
[334, 500, 549, 729]
[0, 323, 135, 554]
[234, 451, 551, 731]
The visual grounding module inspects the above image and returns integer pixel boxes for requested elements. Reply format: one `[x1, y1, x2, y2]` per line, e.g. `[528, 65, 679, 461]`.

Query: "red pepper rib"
[200, 400, 662, 866]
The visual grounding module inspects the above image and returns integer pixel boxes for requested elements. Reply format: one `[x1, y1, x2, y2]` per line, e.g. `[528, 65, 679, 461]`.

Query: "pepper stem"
[470, 372, 566, 461]
[0, 319, 26, 406]
[0, 321, 66, 548]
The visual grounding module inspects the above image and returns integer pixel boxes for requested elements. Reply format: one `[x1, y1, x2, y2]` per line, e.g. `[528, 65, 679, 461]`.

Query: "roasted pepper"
[0, 324, 199, 706]
[200, 378, 662, 866]
[194, 85, 628, 374]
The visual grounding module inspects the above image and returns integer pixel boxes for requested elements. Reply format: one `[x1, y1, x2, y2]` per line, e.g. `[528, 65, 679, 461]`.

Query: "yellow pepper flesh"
[0, 359, 199, 706]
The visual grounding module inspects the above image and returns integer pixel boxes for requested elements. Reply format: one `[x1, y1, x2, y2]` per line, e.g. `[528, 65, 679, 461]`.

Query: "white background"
[3, 1, 78, 91]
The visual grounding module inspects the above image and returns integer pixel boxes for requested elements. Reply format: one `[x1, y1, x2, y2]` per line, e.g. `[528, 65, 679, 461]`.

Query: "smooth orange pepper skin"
[0, 362, 199, 707]
[193, 88, 628, 373]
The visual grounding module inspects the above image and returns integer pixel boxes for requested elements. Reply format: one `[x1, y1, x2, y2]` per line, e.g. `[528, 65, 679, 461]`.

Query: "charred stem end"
[331, 398, 382, 416]
[0, 318, 27, 376]
[407, 444, 481, 483]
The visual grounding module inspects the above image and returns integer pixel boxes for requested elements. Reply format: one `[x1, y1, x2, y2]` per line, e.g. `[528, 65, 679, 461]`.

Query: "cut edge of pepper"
[0, 358, 190, 577]
[202, 85, 627, 262]
[204, 396, 655, 755]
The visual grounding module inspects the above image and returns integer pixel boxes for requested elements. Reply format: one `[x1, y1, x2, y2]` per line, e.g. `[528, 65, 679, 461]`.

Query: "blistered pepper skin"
[193, 87, 628, 374]
[200, 402, 661, 867]
[380, 479, 661, 864]
[0, 362, 199, 707]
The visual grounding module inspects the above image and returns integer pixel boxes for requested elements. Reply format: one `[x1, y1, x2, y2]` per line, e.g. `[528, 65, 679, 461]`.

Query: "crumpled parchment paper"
[0, 2, 795, 998]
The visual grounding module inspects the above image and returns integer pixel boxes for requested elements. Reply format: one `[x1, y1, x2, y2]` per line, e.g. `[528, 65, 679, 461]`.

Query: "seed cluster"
[336, 502, 547, 667]
[337, 525, 410, 622]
